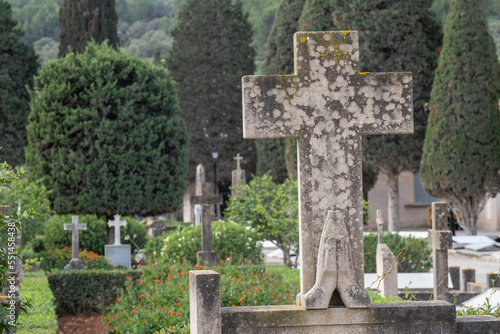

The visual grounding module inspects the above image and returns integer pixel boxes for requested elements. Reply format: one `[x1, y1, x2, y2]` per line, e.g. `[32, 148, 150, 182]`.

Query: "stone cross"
[243, 31, 413, 308]
[64, 216, 87, 270]
[376, 209, 384, 244]
[108, 214, 127, 246]
[192, 183, 223, 266]
[231, 153, 246, 196]
[428, 202, 452, 299]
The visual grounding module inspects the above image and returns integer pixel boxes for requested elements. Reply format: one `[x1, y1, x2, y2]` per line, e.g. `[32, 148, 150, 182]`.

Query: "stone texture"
[105, 244, 131, 269]
[376, 243, 398, 298]
[63, 215, 87, 271]
[107, 214, 127, 246]
[456, 316, 500, 334]
[193, 182, 223, 266]
[221, 301, 456, 334]
[190, 270, 221, 334]
[449, 266, 460, 290]
[462, 268, 476, 292]
[232, 153, 246, 196]
[429, 202, 452, 299]
[242, 31, 413, 308]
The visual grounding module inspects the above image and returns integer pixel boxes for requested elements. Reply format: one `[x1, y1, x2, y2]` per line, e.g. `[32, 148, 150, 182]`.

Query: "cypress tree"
[420, 0, 500, 235]
[257, 0, 306, 182]
[339, 0, 442, 231]
[0, 0, 38, 166]
[298, 0, 337, 31]
[59, 0, 119, 57]
[26, 42, 189, 243]
[167, 0, 256, 189]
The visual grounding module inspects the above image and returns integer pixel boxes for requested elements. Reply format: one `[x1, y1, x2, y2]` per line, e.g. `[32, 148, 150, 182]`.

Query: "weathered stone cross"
[234, 153, 243, 170]
[64, 216, 87, 270]
[243, 31, 413, 308]
[108, 214, 127, 246]
[192, 183, 223, 266]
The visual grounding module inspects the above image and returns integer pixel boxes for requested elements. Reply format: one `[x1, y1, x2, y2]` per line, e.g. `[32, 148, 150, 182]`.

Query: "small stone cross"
[234, 153, 243, 170]
[64, 216, 87, 270]
[192, 183, 223, 266]
[243, 31, 413, 308]
[108, 214, 127, 246]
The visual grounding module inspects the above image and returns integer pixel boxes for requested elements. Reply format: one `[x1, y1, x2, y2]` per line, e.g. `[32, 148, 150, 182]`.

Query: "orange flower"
[116, 297, 120, 302]
[176, 312, 181, 317]
[133, 310, 137, 314]
[123, 318, 127, 322]
[239, 297, 245, 302]
[270, 296, 275, 299]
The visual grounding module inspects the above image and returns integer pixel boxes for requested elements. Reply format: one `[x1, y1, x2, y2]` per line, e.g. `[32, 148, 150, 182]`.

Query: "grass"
[17, 271, 58, 334]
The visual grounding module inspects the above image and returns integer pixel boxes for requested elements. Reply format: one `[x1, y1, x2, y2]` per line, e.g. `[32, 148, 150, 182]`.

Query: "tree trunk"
[387, 172, 400, 232]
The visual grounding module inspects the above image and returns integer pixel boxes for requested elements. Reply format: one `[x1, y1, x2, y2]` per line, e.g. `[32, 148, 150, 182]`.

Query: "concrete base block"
[456, 315, 500, 334]
[466, 282, 487, 293]
[64, 258, 87, 271]
[198, 251, 217, 266]
[190, 270, 221, 334]
[221, 301, 456, 333]
[105, 244, 131, 269]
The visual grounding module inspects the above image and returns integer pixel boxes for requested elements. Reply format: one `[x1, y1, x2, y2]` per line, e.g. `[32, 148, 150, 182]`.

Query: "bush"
[26, 248, 116, 272]
[47, 269, 142, 316]
[159, 221, 263, 265]
[108, 260, 298, 333]
[17, 272, 58, 334]
[43, 215, 148, 255]
[364, 233, 432, 273]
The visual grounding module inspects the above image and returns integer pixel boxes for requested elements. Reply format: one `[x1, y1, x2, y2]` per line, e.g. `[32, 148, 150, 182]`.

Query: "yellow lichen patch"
[359, 72, 367, 75]
[341, 30, 350, 35]
[300, 37, 306, 43]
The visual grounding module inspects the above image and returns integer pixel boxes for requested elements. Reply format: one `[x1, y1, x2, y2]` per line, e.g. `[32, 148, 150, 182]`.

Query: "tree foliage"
[26, 42, 189, 226]
[0, 0, 39, 166]
[420, 0, 500, 235]
[58, 0, 119, 57]
[167, 0, 256, 187]
[225, 173, 299, 267]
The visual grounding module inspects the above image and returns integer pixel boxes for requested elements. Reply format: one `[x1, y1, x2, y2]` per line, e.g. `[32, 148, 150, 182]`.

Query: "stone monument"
[243, 30, 412, 308]
[192, 181, 222, 266]
[375, 210, 398, 298]
[64, 216, 87, 271]
[428, 202, 452, 299]
[105, 214, 131, 269]
[231, 153, 246, 196]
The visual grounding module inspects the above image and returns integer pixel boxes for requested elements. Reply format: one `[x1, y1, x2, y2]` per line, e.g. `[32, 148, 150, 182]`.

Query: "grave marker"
[231, 153, 246, 196]
[105, 214, 131, 269]
[108, 214, 127, 245]
[242, 31, 413, 308]
[64, 216, 87, 271]
[375, 210, 398, 298]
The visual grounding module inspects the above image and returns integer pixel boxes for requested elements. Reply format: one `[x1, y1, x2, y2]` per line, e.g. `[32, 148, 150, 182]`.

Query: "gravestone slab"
[105, 244, 131, 269]
[243, 30, 413, 308]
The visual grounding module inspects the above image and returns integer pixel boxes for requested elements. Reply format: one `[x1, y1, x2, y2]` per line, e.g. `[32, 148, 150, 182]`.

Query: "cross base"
[197, 251, 217, 266]
[64, 258, 87, 271]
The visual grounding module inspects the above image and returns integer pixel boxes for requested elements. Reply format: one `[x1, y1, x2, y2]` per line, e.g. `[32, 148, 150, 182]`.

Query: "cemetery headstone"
[231, 153, 246, 196]
[375, 210, 398, 298]
[192, 183, 222, 266]
[64, 215, 87, 271]
[428, 202, 452, 299]
[242, 30, 413, 308]
[105, 214, 131, 269]
[462, 268, 476, 292]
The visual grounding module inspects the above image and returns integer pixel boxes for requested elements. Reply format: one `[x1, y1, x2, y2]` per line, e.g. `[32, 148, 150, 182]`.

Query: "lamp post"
[211, 146, 220, 219]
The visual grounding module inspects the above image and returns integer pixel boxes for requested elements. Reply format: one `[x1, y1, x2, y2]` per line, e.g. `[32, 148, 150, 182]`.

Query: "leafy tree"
[0, 0, 39, 166]
[225, 173, 299, 267]
[25, 42, 189, 244]
[420, 0, 500, 235]
[256, 0, 306, 182]
[335, 0, 442, 231]
[58, 0, 119, 57]
[33, 37, 59, 67]
[167, 0, 256, 188]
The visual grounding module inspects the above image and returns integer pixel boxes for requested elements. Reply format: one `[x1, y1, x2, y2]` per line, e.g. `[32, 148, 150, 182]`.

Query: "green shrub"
[108, 260, 298, 333]
[26, 248, 116, 272]
[364, 233, 432, 273]
[43, 215, 148, 255]
[17, 272, 58, 334]
[159, 221, 263, 265]
[47, 269, 142, 316]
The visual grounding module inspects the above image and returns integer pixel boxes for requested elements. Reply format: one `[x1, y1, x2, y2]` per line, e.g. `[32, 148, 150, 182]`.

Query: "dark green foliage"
[298, 0, 337, 31]
[47, 269, 141, 316]
[58, 0, 119, 57]
[420, 0, 500, 234]
[363, 233, 432, 273]
[167, 0, 256, 187]
[42, 215, 147, 255]
[26, 43, 189, 223]
[26, 247, 116, 272]
[0, 1, 39, 166]
[160, 221, 263, 266]
[257, 0, 306, 180]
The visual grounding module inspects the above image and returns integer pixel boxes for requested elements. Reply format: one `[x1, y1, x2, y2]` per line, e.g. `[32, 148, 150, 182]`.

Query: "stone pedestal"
[449, 266, 460, 290]
[376, 243, 398, 298]
[462, 268, 475, 292]
[105, 244, 131, 269]
[190, 270, 221, 334]
[64, 258, 87, 271]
